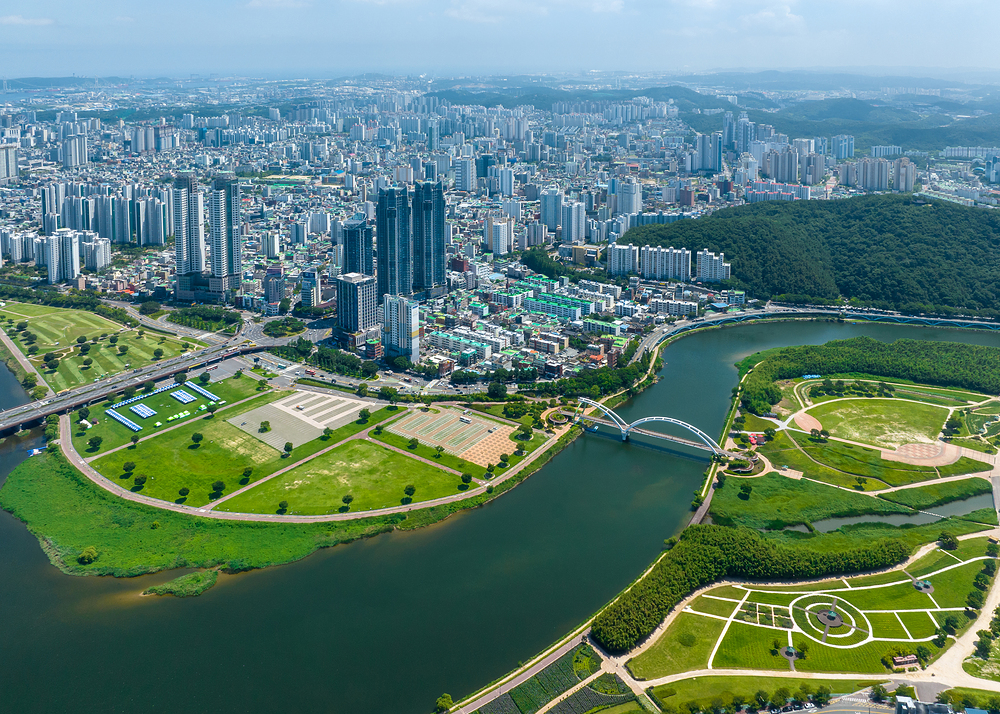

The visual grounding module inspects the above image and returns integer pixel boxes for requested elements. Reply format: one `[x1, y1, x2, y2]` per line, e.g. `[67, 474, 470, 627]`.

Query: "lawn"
[791, 640, 890, 674]
[217, 439, 467, 515]
[835, 581, 937, 611]
[710, 472, 910, 530]
[924, 561, 988, 609]
[864, 612, 908, 639]
[897, 611, 939, 639]
[73, 376, 271, 453]
[805, 399, 948, 449]
[748, 591, 798, 606]
[627, 612, 728, 680]
[711, 622, 789, 671]
[880, 478, 993, 510]
[89, 404, 401, 507]
[0, 303, 200, 392]
[788, 433, 940, 488]
[761, 517, 990, 553]
[690, 595, 740, 618]
[649, 675, 885, 711]
[757, 432, 884, 491]
[845, 570, 911, 588]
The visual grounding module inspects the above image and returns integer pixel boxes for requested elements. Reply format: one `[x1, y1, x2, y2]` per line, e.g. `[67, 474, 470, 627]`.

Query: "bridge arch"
[624, 416, 723, 455]
[576, 398, 724, 455]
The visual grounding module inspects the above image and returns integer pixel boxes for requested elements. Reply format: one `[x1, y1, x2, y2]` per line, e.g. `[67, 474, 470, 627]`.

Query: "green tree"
[199, 372, 211, 384]
[518, 423, 533, 440]
[143, 380, 155, 392]
[322, 427, 334, 440]
[191, 432, 204, 446]
[123, 461, 136, 473]
[131, 435, 139, 447]
[342, 494, 354, 506]
[123, 386, 136, 399]
[77, 546, 98, 564]
[211, 480, 225, 493]
[207, 404, 218, 416]
[435, 445, 444, 457]
[284, 442, 293, 455]
[435, 693, 453, 712]
[404, 484, 416, 497]
[242, 467, 253, 480]
[77, 407, 90, 421]
[487, 381, 507, 400]
[83, 357, 93, 367]
[361, 360, 379, 378]
[109, 335, 118, 345]
[153, 348, 164, 359]
[178, 487, 190, 497]
[133, 474, 147, 486]
[356, 383, 369, 398]
[87, 436, 103, 450]
[259, 421, 270, 432]
[139, 301, 160, 315]
[175, 372, 188, 384]
[358, 408, 371, 422]
[408, 437, 419, 449]
[461, 473, 473, 484]
[278, 500, 288, 512]
[940, 532, 959, 550]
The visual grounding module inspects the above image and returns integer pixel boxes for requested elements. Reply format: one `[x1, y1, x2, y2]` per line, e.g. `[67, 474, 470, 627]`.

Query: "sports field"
[629, 537, 995, 679]
[0, 303, 198, 392]
[804, 399, 949, 448]
[216, 439, 465, 515]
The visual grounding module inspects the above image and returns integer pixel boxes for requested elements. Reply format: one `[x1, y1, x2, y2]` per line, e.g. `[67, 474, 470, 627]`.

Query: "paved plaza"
[229, 390, 372, 450]
[387, 408, 516, 466]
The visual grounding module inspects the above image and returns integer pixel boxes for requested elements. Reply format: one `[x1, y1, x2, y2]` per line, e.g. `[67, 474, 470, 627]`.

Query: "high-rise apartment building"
[382, 294, 420, 363]
[208, 174, 242, 284]
[540, 188, 563, 232]
[343, 217, 374, 276]
[62, 135, 88, 169]
[173, 172, 205, 275]
[615, 177, 642, 216]
[561, 201, 586, 244]
[0, 144, 17, 184]
[454, 159, 476, 192]
[300, 268, 321, 308]
[893, 158, 916, 192]
[46, 228, 81, 284]
[696, 249, 731, 282]
[799, 153, 826, 185]
[82, 235, 111, 271]
[337, 272, 377, 334]
[606, 243, 639, 276]
[832, 135, 855, 160]
[857, 158, 890, 191]
[411, 181, 446, 293]
[641, 245, 692, 281]
[376, 186, 412, 299]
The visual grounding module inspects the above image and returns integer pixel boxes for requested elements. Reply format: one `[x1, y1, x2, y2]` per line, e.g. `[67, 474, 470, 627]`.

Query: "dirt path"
[0, 329, 54, 397]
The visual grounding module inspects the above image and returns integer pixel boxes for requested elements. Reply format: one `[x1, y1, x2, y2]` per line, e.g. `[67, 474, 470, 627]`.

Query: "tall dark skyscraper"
[376, 186, 411, 299]
[411, 181, 446, 293]
[343, 217, 373, 276]
[208, 174, 242, 283]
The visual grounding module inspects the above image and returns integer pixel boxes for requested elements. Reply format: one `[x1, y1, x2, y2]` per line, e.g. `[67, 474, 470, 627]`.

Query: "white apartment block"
[641, 245, 692, 282]
[607, 243, 639, 276]
[696, 249, 731, 282]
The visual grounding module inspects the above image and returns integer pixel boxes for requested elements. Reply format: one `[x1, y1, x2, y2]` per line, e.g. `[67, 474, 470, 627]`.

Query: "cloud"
[0, 15, 54, 26]
[445, 0, 620, 23]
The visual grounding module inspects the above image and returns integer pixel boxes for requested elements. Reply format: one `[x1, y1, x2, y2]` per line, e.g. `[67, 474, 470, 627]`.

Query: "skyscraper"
[560, 202, 585, 244]
[454, 159, 476, 192]
[540, 188, 563, 231]
[615, 177, 642, 216]
[0, 144, 17, 184]
[208, 174, 242, 284]
[173, 172, 205, 276]
[382, 294, 420, 363]
[376, 186, 412, 299]
[832, 135, 855, 160]
[300, 268, 320, 308]
[46, 229, 80, 284]
[337, 272, 377, 334]
[411, 181, 446, 294]
[343, 217, 374, 276]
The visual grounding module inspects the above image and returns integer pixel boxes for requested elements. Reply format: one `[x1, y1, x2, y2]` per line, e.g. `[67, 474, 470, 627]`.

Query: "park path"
[0, 329, 54, 397]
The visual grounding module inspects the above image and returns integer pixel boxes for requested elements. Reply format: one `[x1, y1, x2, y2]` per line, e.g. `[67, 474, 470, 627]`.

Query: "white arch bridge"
[576, 398, 726, 456]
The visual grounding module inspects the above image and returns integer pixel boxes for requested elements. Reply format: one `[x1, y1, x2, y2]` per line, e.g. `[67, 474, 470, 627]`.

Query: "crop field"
[629, 541, 994, 679]
[0, 302, 198, 392]
[805, 399, 948, 449]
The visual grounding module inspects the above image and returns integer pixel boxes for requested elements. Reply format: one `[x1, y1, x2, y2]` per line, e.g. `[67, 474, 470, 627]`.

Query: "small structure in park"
[913, 579, 934, 594]
[892, 654, 919, 668]
[813, 607, 844, 629]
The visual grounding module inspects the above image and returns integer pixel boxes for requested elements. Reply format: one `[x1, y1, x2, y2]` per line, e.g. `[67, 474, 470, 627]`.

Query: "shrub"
[77, 546, 98, 564]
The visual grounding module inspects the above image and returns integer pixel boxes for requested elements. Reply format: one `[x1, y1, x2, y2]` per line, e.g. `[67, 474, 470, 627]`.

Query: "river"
[1, 320, 1000, 713]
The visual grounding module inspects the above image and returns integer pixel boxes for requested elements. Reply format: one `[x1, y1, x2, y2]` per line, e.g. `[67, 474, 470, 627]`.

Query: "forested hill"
[622, 195, 1000, 316]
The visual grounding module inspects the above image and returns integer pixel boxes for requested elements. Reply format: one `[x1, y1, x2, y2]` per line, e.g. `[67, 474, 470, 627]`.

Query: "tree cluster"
[591, 524, 908, 653]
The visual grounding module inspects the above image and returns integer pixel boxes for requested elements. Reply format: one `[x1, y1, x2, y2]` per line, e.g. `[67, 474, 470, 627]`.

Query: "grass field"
[71, 376, 267, 453]
[649, 675, 885, 711]
[0, 302, 199, 392]
[690, 595, 740, 618]
[805, 399, 948, 449]
[711, 622, 789, 671]
[787, 432, 940, 488]
[791, 640, 891, 674]
[710, 472, 910, 530]
[879, 478, 993, 510]
[760, 517, 990, 552]
[90, 405, 400, 507]
[216, 439, 466, 515]
[897, 611, 939, 639]
[628, 612, 727, 680]
[924, 561, 987, 609]
[834, 581, 936, 611]
[757, 432, 885, 491]
[864, 612, 908, 639]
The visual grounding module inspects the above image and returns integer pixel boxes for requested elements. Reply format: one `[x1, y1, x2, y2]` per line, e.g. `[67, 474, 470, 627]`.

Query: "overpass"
[0, 341, 270, 434]
[575, 397, 726, 455]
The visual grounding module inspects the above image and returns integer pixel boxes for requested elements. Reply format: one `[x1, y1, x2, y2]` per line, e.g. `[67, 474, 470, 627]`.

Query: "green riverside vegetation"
[623, 195, 1000, 315]
[143, 570, 219, 597]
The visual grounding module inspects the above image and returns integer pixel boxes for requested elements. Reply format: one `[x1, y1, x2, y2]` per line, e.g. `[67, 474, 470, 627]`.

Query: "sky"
[1, 0, 996, 78]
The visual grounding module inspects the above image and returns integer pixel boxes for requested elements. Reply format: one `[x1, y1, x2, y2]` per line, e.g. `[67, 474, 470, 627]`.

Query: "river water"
[2, 320, 1000, 713]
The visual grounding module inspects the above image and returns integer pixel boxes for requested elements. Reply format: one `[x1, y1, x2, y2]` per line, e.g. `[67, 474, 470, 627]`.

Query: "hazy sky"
[1, 0, 994, 78]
